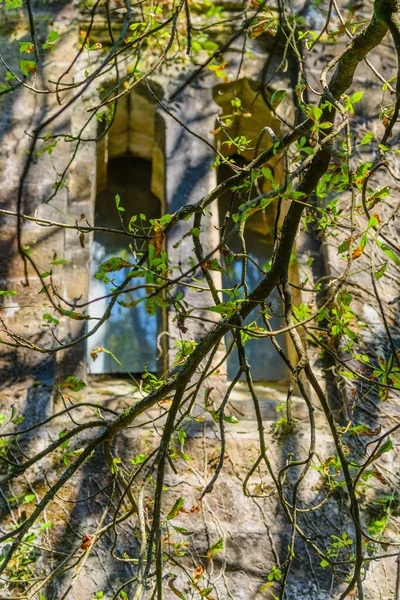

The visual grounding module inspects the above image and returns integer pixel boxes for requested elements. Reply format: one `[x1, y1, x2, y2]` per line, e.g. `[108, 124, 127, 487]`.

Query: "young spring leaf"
[359, 131, 374, 145]
[0, 290, 16, 298]
[320, 558, 329, 568]
[206, 537, 223, 560]
[98, 257, 132, 272]
[351, 91, 364, 103]
[271, 89, 286, 109]
[376, 240, 400, 266]
[172, 525, 193, 536]
[167, 497, 184, 520]
[130, 454, 146, 465]
[115, 194, 125, 211]
[375, 438, 393, 458]
[20, 60, 36, 76]
[374, 263, 387, 280]
[60, 376, 86, 392]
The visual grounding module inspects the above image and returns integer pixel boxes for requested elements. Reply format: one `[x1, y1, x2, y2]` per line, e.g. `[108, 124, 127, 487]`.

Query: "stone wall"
[0, 3, 399, 600]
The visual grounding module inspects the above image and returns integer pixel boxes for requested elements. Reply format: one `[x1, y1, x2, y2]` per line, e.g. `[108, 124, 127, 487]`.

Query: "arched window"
[212, 78, 290, 382]
[88, 85, 164, 375]
[218, 157, 288, 382]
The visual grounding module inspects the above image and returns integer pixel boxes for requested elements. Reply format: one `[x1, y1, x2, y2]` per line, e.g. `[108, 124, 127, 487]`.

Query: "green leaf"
[48, 31, 60, 42]
[376, 240, 400, 266]
[99, 257, 132, 272]
[199, 588, 214, 597]
[376, 438, 393, 457]
[115, 194, 125, 212]
[130, 453, 146, 465]
[19, 60, 36, 76]
[39, 284, 51, 294]
[129, 22, 146, 30]
[367, 215, 379, 228]
[222, 414, 239, 424]
[206, 537, 223, 560]
[307, 104, 322, 122]
[42, 313, 59, 325]
[374, 263, 387, 280]
[110, 457, 121, 473]
[2, 0, 23, 9]
[167, 497, 184, 520]
[270, 89, 286, 109]
[50, 255, 67, 266]
[359, 131, 374, 145]
[23, 494, 35, 504]
[191, 40, 202, 51]
[58, 307, 90, 320]
[320, 559, 329, 568]
[178, 451, 193, 462]
[60, 376, 86, 392]
[203, 41, 219, 51]
[339, 370, 359, 380]
[0, 290, 16, 298]
[11, 415, 24, 425]
[19, 41, 34, 54]
[271, 566, 282, 581]
[167, 577, 187, 600]
[159, 213, 172, 225]
[172, 525, 193, 536]
[128, 215, 137, 231]
[351, 91, 364, 104]
[177, 429, 186, 445]
[260, 581, 275, 592]
[203, 258, 223, 272]
[337, 239, 350, 254]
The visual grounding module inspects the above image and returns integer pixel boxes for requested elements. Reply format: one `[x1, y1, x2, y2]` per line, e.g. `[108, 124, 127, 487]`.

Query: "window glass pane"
[88, 156, 161, 374]
[218, 159, 288, 382]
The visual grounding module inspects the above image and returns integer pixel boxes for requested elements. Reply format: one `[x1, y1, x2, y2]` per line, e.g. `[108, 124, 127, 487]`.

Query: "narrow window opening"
[218, 155, 289, 382]
[88, 154, 161, 375]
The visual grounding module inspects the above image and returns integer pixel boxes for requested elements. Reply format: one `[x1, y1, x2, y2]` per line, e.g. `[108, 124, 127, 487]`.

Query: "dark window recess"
[88, 155, 161, 375]
[218, 157, 288, 382]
